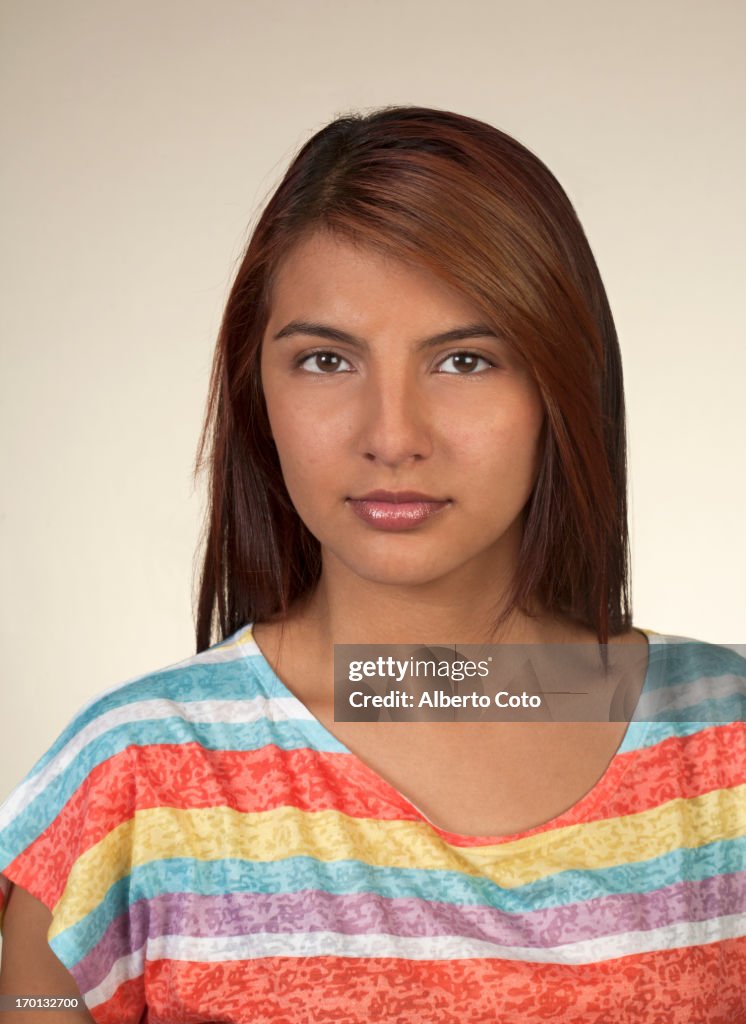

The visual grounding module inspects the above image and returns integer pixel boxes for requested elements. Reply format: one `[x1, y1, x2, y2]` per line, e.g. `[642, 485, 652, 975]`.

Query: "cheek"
[266, 393, 348, 482]
[449, 405, 544, 476]
[500, 387, 545, 457]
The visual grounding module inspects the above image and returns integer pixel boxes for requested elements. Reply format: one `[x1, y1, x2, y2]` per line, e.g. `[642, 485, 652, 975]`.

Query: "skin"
[255, 228, 648, 835]
[0, 886, 94, 1022]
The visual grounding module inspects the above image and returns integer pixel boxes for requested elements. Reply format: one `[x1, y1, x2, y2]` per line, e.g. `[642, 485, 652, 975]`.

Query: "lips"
[351, 490, 448, 503]
[346, 491, 451, 531]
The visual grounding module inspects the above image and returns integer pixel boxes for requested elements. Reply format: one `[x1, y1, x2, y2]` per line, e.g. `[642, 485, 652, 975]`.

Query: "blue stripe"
[21, 651, 270, 782]
[643, 642, 746, 692]
[645, 695, 746, 723]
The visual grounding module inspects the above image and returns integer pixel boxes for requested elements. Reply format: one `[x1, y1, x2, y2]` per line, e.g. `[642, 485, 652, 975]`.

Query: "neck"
[293, 548, 574, 649]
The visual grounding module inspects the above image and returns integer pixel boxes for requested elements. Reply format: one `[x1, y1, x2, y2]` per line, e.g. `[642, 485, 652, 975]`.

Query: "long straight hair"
[193, 105, 631, 652]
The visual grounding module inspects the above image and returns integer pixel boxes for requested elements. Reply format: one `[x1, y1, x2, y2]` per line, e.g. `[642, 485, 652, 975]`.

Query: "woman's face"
[260, 230, 545, 591]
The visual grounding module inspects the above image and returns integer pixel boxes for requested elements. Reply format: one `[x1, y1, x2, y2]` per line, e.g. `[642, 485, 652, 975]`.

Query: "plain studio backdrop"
[0, 0, 744, 810]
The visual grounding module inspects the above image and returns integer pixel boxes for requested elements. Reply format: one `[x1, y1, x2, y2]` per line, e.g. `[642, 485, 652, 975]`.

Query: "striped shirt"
[0, 625, 745, 1022]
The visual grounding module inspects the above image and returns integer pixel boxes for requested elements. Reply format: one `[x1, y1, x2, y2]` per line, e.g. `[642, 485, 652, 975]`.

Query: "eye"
[296, 350, 354, 374]
[436, 351, 495, 375]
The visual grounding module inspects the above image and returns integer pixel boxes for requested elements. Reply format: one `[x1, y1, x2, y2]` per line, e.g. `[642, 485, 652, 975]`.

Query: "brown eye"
[437, 352, 493, 374]
[298, 351, 353, 374]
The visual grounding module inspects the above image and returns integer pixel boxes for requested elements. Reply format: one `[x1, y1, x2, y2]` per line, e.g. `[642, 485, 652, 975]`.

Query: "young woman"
[1, 106, 744, 1023]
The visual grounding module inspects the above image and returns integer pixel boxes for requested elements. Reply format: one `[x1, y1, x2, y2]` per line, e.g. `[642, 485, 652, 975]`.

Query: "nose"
[356, 368, 433, 467]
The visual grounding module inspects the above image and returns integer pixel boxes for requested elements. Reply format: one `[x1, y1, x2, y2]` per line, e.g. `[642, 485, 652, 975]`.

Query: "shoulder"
[7, 624, 261, 792]
[0, 625, 268, 892]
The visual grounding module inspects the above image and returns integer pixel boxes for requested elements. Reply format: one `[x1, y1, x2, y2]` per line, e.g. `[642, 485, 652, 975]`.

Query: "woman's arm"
[0, 884, 96, 1023]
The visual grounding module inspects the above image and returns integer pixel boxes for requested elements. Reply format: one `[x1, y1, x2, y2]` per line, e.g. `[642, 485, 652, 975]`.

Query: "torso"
[253, 619, 649, 838]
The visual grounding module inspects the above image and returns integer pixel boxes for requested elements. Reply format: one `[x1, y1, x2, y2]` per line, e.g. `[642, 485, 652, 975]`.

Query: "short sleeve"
[0, 687, 147, 1023]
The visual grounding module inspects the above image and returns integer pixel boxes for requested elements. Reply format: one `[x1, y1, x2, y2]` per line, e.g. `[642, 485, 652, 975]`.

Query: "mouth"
[346, 491, 452, 531]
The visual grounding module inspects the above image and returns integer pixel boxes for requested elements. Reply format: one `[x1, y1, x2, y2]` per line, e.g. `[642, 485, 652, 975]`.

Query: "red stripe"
[136, 937, 746, 1023]
[85, 974, 144, 1024]
[609, 721, 746, 818]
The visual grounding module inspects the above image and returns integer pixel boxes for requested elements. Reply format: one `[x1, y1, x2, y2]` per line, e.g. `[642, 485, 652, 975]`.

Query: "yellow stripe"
[216, 625, 255, 653]
[50, 783, 746, 937]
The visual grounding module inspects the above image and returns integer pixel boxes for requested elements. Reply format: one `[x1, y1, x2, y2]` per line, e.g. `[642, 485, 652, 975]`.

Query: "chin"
[332, 549, 467, 588]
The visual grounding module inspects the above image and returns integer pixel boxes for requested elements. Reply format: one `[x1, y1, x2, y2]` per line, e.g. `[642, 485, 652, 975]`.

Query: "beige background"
[1, 0, 744, 805]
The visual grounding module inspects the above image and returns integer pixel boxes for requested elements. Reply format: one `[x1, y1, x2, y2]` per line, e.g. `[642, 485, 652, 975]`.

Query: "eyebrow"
[272, 319, 500, 350]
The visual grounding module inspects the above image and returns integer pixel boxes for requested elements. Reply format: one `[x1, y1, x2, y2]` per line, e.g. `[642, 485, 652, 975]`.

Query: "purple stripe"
[74, 871, 746, 991]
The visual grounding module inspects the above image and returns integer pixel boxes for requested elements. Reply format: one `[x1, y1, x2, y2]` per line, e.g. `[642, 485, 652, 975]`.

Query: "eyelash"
[294, 349, 498, 376]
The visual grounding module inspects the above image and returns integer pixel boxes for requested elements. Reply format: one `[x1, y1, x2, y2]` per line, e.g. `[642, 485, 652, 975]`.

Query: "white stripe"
[85, 912, 746, 1005]
[84, 945, 146, 1008]
[636, 672, 745, 720]
[0, 694, 308, 829]
[143, 913, 746, 964]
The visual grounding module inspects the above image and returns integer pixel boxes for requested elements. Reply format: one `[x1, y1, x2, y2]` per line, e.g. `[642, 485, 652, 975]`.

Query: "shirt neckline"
[232, 624, 665, 849]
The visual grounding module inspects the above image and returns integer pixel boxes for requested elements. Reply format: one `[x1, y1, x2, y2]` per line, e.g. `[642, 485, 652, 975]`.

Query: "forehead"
[267, 230, 488, 328]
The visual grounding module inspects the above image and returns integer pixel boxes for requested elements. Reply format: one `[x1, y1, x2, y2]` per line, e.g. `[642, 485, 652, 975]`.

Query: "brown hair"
[193, 105, 631, 652]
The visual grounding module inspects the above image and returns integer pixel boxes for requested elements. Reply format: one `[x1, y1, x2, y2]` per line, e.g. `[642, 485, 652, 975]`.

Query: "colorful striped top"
[0, 625, 745, 1022]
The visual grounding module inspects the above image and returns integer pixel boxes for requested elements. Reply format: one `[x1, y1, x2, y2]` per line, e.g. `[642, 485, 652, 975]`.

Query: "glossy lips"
[346, 490, 451, 531]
